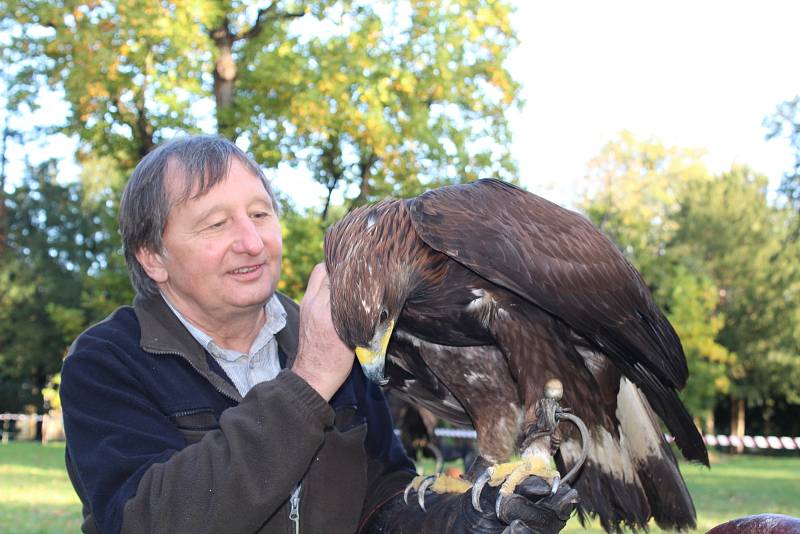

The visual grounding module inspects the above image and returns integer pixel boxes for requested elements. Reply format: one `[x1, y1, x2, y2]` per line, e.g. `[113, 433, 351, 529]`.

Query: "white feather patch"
[464, 370, 488, 384]
[466, 288, 499, 328]
[576, 346, 608, 375]
[591, 427, 639, 483]
[615, 377, 662, 460]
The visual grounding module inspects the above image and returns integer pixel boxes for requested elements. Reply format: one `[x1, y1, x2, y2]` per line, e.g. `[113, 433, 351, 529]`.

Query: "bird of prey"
[324, 179, 708, 532]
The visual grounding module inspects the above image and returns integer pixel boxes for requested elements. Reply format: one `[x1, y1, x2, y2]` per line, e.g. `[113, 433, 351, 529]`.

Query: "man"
[61, 135, 575, 533]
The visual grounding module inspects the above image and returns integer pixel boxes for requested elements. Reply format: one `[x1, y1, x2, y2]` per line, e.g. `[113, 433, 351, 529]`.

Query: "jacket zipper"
[289, 483, 302, 534]
[151, 347, 303, 531]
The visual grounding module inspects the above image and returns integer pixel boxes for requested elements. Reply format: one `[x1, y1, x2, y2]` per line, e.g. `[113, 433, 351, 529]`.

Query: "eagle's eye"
[379, 308, 389, 324]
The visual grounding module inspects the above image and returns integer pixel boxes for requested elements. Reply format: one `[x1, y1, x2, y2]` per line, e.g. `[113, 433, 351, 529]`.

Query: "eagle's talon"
[494, 489, 507, 519]
[550, 474, 560, 495]
[403, 481, 414, 505]
[404, 474, 428, 505]
[471, 469, 492, 512]
[417, 475, 436, 511]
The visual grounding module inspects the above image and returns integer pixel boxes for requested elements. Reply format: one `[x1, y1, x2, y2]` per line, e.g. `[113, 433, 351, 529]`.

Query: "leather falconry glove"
[360, 476, 578, 534]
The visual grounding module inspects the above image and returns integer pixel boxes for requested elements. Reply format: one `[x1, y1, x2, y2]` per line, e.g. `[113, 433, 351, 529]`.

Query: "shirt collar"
[162, 294, 287, 360]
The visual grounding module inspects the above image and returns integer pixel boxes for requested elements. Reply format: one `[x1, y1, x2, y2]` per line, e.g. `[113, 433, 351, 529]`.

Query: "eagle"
[324, 179, 708, 532]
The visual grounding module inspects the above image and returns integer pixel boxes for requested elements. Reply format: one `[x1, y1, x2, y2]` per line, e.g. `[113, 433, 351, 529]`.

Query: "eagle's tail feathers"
[600, 331, 709, 466]
[616, 378, 698, 530]
[558, 428, 651, 533]
[558, 378, 697, 532]
[638, 374, 710, 466]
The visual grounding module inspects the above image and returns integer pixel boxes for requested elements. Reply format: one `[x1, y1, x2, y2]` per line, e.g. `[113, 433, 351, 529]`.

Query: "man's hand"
[292, 263, 355, 401]
[361, 476, 578, 534]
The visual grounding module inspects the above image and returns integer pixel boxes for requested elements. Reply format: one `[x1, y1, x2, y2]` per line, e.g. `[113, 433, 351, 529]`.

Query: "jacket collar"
[134, 292, 300, 402]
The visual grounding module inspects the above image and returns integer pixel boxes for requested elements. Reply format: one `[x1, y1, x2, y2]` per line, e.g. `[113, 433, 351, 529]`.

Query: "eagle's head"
[325, 199, 417, 385]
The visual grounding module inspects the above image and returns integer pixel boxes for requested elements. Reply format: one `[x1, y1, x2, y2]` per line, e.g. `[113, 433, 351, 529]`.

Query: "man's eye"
[208, 220, 225, 229]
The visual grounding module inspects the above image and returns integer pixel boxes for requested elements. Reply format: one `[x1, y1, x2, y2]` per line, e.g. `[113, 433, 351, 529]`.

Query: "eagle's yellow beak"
[355, 320, 394, 385]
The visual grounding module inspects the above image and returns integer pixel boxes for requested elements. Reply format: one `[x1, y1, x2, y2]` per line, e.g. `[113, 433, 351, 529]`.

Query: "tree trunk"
[211, 21, 237, 140]
[320, 139, 343, 222]
[134, 53, 155, 158]
[0, 115, 8, 255]
[704, 409, 715, 435]
[321, 180, 338, 223]
[730, 396, 746, 454]
[353, 153, 377, 207]
[210, 7, 305, 141]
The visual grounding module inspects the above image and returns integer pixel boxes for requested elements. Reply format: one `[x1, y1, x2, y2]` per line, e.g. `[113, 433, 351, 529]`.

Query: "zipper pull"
[289, 484, 302, 534]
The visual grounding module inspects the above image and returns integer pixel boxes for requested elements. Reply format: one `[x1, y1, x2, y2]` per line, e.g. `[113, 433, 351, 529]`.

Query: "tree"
[0, 158, 122, 411]
[581, 130, 711, 283]
[276, 195, 327, 300]
[580, 132, 732, 431]
[581, 134, 800, 436]
[654, 266, 731, 432]
[670, 166, 800, 431]
[3, 0, 521, 214]
[75, 154, 137, 318]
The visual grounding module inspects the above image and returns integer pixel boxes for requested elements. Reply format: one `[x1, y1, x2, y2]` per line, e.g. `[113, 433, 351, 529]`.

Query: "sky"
[505, 1, 800, 208]
[5, 1, 800, 211]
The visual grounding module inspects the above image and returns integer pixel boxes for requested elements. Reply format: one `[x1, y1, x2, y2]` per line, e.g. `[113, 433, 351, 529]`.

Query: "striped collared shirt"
[163, 294, 287, 397]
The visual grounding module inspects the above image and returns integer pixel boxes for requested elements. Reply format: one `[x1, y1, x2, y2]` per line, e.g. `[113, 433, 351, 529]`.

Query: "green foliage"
[671, 166, 800, 405]
[2, 0, 209, 168]
[581, 130, 711, 280]
[580, 133, 730, 418]
[0, 159, 126, 410]
[276, 196, 328, 301]
[656, 266, 730, 419]
[237, 0, 521, 211]
[582, 133, 800, 425]
[3, 0, 521, 202]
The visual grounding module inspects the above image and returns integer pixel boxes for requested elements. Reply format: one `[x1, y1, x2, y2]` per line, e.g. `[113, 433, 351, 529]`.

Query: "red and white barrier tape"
[431, 427, 800, 451]
[703, 434, 800, 450]
[0, 413, 45, 422]
[3, 413, 798, 450]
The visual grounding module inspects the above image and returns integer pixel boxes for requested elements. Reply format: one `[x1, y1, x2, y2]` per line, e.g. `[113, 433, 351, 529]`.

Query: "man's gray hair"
[119, 135, 279, 297]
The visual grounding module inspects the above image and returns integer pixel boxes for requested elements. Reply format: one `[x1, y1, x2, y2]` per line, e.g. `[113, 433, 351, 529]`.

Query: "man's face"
[142, 158, 282, 323]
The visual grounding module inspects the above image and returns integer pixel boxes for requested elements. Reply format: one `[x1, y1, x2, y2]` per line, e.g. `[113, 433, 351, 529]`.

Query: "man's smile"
[228, 263, 265, 278]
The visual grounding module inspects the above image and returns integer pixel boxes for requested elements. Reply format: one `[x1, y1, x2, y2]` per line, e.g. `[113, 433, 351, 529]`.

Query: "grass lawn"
[417, 450, 800, 533]
[0, 442, 82, 533]
[1, 442, 798, 533]
[562, 452, 800, 533]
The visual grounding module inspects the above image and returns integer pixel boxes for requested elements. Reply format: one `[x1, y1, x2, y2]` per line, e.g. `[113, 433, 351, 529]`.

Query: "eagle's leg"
[470, 379, 565, 513]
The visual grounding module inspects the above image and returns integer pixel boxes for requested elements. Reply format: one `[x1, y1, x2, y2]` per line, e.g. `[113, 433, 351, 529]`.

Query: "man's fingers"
[304, 263, 328, 298]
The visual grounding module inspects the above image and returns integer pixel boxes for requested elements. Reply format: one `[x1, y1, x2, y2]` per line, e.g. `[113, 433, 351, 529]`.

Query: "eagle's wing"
[385, 333, 472, 427]
[408, 178, 707, 464]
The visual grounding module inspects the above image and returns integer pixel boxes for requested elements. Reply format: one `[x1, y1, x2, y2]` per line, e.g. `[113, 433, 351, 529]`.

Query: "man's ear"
[135, 246, 169, 284]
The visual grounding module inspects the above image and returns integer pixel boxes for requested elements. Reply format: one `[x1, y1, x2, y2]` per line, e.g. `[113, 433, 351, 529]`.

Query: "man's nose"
[232, 217, 265, 255]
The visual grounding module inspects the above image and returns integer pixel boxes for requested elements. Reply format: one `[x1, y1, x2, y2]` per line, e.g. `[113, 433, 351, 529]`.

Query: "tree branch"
[353, 152, 378, 207]
[235, 3, 305, 42]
